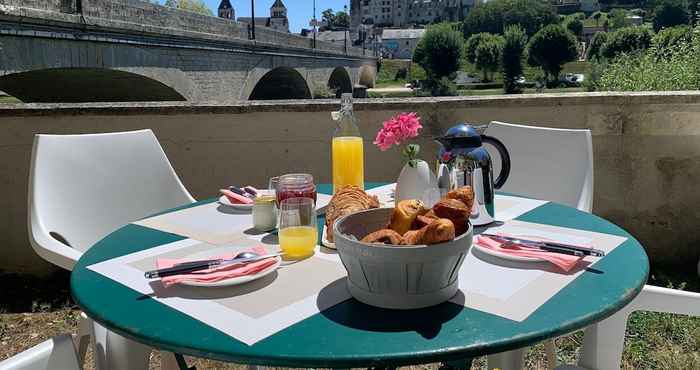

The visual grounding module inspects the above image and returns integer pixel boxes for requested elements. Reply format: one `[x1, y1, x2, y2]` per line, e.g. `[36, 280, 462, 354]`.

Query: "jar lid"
[254, 195, 276, 205]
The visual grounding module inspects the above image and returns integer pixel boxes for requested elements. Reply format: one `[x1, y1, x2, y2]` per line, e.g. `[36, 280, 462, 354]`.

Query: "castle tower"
[217, 0, 234, 20]
[269, 0, 289, 33]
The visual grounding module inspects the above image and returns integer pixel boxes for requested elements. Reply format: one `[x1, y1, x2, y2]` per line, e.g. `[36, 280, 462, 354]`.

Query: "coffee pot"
[435, 123, 511, 226]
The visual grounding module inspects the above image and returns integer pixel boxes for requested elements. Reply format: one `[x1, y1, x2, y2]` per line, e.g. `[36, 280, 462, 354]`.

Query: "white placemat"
[453, 220, 628, 321]
[134, 194, 333, 245]
[88, 240, 350, 346]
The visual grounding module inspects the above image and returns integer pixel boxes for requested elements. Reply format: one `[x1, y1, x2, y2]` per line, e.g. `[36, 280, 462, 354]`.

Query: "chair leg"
[578, 307, 632, 370]
[544, 339, 558, 369]
[73, 312, 91, 367]
[487, 347, 526, 370]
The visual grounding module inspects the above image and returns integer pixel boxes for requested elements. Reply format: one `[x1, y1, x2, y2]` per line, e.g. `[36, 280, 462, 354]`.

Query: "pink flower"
[373, 112, 422, 151]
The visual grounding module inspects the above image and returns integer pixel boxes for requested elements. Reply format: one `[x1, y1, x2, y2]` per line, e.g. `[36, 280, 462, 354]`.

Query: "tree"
[465, 33, 498, 64]
[653, 0, 690, 31]
[601, 26, 654, 59]
[587, 32, 609, 61]
[563, 16, 584, 38]
[163, 0, 212, 15]
[609, 9, 631, 29]
[413, 23, 465, 95]
[322, 9, 351, 30]
[527, 24, 579, 83]
[462, 0, 557, 37]
[592, 11, 604, 27]
[474, 36, 504, 81]
[501, 25, 528, 93]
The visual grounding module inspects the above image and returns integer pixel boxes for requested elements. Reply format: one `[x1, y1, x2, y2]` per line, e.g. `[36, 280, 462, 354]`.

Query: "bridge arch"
[328, 67, 353, 98]
[249, 67, 312, 100]
[358, 65, 376, 88]
[0, 68, 187, 103]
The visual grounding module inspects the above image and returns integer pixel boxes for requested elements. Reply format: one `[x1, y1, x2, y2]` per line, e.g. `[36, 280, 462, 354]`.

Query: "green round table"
[71, 183, 649, 368]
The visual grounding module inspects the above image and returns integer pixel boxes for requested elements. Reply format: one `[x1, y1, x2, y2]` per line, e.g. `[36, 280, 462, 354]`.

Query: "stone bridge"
[0, 0, 377, 102]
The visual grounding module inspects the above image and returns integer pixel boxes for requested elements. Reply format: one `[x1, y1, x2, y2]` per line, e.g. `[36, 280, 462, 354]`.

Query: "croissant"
[413, 214, 437, 229]
[400, 218, 455, 245]
[389, 199, 427, 235]
[433, 198, 470, 220]
[361, 229, 403, 245]
[400, 229, 424, 245]
[447, 186, 475, 212]
[325, 186, 380, 242]
[422, 218, 456, 244]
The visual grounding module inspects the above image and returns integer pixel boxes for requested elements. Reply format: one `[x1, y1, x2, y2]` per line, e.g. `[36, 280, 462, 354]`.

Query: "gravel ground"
[2, 268, 699, 369]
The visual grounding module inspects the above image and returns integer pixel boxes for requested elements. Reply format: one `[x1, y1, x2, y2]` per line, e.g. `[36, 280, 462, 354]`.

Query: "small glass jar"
[276, 173, 317, 205]
[253, 195, 278, 232]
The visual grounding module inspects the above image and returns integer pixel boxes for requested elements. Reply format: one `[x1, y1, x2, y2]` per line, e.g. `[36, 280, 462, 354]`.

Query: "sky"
[203, 0, 351, 33]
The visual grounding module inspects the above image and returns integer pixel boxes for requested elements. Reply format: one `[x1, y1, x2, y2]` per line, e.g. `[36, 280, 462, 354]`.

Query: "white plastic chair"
[484, 121, 594, 212]
[28, 129, 195, 370]
[0, 334, 80, 370]
[482, 122, 700, 370]
[481, 121, 593, 370]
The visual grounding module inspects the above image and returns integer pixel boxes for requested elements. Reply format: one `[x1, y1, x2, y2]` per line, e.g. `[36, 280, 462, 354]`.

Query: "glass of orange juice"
[278, 197, 318, 260]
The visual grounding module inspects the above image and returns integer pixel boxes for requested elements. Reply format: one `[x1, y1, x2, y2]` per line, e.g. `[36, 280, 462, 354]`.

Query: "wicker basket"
[333, 208, 472, 309]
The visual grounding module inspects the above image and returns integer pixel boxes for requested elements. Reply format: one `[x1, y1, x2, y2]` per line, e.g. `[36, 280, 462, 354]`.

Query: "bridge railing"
[1, 0, 370, 58]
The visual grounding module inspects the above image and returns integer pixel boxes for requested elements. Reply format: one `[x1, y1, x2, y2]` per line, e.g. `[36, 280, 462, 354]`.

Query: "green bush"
[501, 25, 528, 94]
[462, 0, 557, 37]
[527, 24, 579, 83]
[601, 26, 654, 60]
[413, 23, 464, 79]
[587, 32, 609, 61]
[597, 31, 700, 91]
[653, 0, 690, 32]
[653, 25, 692, 52]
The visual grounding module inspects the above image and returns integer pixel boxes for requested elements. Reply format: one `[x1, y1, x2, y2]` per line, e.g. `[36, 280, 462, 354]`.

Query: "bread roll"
[447, 186, 475, 211]
[433, 198, 469, 220]
[389, 199, 427, 235]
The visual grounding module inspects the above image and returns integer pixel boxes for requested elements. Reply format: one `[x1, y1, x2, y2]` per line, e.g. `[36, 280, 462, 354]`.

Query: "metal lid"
[435, 123, 482, 150]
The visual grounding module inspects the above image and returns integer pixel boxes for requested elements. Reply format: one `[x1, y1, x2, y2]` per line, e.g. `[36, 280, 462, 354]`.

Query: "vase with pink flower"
[374, 112, 440, 207]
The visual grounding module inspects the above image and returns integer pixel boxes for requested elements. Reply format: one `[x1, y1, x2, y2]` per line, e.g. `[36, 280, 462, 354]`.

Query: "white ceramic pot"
[395, 159, 440, 207]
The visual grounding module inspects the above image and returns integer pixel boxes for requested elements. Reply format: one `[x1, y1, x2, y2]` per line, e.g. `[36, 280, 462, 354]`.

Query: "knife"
[481, 233, 605, 257]
[144, 252, 283, 279]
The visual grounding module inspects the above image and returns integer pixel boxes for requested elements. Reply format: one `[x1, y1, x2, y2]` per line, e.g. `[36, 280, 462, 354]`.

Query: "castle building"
[217, 0, 235, 20]
[218, 0, 290, 33]
[350, 0, 474, 30]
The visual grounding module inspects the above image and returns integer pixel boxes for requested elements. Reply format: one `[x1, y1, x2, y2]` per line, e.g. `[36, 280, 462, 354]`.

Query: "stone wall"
[1, 92, 699, 275]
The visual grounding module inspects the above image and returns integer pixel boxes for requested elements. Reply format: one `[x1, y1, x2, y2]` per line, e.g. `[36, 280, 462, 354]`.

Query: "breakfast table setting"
[70, 96, 649, 369]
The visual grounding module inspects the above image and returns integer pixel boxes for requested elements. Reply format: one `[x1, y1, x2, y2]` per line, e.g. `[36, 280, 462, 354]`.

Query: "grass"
[0, 95, 20, 104]
[2, 265, 699, 369]
[377, 59, 428, 88]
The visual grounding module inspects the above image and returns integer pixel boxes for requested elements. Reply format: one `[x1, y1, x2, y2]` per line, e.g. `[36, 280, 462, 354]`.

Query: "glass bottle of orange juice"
[332, 93, 364, 193]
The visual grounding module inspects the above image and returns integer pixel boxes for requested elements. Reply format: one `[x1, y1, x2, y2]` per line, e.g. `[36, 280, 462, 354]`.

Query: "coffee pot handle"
[481, 135, 511, 189]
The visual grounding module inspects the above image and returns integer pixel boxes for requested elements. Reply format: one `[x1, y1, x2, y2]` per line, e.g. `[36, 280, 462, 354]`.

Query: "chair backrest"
[0, 334, 80, 370]
[484, 121, 593, 212]
[28, 130, 195, 265]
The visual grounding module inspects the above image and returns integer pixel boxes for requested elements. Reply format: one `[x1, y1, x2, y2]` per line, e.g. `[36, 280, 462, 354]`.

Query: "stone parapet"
[1, 92, 698, 274]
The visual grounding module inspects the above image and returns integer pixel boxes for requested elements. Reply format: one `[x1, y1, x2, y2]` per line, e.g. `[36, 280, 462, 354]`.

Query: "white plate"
[472, 242, 547, 262]
[218, 195, 254, 211]
[179, 257, 281, 287]
[321, 226, 336, 249]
